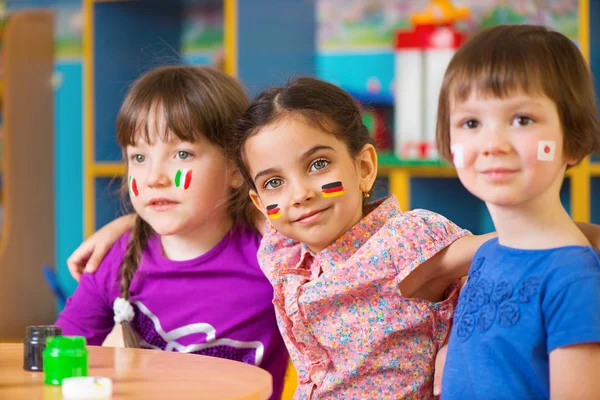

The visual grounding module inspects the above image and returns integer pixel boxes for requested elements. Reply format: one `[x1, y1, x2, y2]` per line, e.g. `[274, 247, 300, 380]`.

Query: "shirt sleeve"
[55, 239, 126, 345]
[544, 274, 600, 352]
[389, 209, 471, 278]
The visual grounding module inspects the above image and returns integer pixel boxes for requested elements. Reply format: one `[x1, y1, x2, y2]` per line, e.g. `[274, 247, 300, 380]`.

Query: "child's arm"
[67, 214, 135, 281]
[432, 233, 496, 280]
[401, 233, 494, 300]
[56, 262, 118, 345]
[550, 343, 600, 398]
[575, 222, 600, 249]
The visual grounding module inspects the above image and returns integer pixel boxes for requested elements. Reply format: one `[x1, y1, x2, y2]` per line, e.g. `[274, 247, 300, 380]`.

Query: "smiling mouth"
[295, 207, 330, 223]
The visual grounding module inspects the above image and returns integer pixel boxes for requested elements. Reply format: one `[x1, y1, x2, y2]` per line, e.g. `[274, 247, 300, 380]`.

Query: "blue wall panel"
[94, 0, 183, 162]
[54, 61, 83, 302]
[237, 0, 316, 95]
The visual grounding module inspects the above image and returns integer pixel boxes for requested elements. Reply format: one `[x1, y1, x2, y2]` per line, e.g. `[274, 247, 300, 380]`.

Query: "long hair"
[115, 65, 253, 347]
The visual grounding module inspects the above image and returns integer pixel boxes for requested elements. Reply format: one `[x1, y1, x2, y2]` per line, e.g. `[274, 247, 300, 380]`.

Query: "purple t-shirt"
[57, 225, 288, 399]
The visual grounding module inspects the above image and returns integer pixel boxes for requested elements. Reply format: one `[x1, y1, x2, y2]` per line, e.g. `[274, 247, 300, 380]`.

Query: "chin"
[149, 224, 181, 237]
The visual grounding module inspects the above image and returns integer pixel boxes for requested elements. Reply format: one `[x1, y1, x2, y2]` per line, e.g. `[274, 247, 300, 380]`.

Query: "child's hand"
[433, 344, 448, 397]
[67, 214, 136, 281]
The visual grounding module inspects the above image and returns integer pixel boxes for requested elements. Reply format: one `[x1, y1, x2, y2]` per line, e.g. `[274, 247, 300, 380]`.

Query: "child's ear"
[226, 160, 243, 189]
[356, 143, 378, 193]
[249, 190, 266, 215]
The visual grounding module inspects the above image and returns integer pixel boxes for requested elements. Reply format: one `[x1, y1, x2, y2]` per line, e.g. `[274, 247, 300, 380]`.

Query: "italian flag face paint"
[175, 169, 192, 190]
[321, 181, 345, 198]
[128, 176, 139, 197]
[266, 204, 281, 220]
[451, 144, 464, 169]
[537, 140, 556, 161]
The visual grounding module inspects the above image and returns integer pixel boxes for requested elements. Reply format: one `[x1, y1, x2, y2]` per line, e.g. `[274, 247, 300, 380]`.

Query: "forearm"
[437, 232, 496, 280]
[575, 222, 600, 249]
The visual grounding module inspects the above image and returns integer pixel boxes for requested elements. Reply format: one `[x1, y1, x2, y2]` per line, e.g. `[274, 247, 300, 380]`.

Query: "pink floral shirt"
[258, 196, 470, 399]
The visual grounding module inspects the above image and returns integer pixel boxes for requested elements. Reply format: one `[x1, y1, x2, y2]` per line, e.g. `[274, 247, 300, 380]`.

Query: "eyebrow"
[254, 167, 282, 183]
[252, 145, 335, 183]
[301, 145, 334, 160]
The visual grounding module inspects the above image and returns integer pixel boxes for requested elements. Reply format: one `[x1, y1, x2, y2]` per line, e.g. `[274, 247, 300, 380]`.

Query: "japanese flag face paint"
[450, 144, 464, 168]
[129, 176, 139, 197]
[537, 140, 556, 161]
[174, 169, 192, 190]
[266, 204, 281, 220]
[321, 181, 345, 198]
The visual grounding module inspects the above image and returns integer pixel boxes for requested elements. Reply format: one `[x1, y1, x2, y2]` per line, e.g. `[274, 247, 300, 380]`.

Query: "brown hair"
[115, 65, 253, 347]
[234, 77, 375, 193]
[436, 24, 600, 164]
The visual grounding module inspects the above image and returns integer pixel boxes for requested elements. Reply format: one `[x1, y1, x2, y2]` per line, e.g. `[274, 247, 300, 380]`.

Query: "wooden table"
[0, 343, 272, 399]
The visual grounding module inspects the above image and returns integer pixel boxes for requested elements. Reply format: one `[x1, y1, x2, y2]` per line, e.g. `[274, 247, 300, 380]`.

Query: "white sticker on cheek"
[537, 140, 556, 161]
[450, 144, 464, 168]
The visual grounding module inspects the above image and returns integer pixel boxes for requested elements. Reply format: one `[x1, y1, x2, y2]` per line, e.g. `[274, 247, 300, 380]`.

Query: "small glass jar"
[43, 336, 88, 385]
[23, 325, 62, 371]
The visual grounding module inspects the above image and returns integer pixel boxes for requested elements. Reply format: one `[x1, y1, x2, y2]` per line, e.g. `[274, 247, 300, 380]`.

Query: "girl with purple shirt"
[56, 66, 288, 399]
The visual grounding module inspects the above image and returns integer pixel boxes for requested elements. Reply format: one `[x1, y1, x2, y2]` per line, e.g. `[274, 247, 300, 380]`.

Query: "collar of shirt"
[302, 195, 401, 270]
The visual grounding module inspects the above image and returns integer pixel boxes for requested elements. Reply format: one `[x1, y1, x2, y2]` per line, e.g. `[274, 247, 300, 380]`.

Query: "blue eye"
[177, 151, 191, 160]
[264, 178, 283, 190]
[310, 159, 329, 172]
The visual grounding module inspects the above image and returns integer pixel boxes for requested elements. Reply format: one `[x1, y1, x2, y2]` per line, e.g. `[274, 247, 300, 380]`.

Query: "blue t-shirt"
[442, 238, 600, 399]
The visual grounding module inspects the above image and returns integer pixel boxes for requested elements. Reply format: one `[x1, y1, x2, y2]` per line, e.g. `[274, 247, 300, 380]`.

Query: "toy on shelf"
[394, 0, 469, 161]
[363, 106, 393, 151]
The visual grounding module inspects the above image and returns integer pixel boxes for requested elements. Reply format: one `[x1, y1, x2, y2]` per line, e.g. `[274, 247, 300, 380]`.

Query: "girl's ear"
[249, 190, 266, 216]
[356, 143, 378, 193]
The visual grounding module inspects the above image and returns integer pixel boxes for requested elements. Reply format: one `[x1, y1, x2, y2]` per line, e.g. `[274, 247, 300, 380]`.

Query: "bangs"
[444, 27, 563, 107]
[447, 56, 548, 106]
[117, 70, 210, 148]
[118, 96, 205, 147]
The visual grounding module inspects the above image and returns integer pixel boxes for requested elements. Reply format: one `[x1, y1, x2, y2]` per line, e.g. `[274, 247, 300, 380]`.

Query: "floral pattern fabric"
[259, 195, 470, 399]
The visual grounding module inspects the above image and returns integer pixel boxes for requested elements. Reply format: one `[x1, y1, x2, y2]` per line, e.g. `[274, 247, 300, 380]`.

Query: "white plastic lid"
[62, 376, 113, 399]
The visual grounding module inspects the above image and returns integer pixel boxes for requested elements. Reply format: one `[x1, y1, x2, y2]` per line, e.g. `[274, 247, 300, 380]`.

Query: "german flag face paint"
[129, 176, 139, 197]
[266, 204, 281, 220]
[321, 181, 345, 198]
[175, 169, 192, 190]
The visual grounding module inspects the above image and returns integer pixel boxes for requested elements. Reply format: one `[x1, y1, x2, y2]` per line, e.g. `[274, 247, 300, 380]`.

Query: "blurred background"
[0, 0, 598, 339]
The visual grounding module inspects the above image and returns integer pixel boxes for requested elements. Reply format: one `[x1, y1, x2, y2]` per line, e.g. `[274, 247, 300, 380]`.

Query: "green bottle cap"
[43, 336, 88, 385]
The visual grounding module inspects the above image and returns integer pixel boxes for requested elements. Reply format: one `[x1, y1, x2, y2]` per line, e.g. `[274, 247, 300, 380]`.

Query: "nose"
[481, 124, 511, 156]
[146, 162, 170, 188]
[291, 177, 317, 206]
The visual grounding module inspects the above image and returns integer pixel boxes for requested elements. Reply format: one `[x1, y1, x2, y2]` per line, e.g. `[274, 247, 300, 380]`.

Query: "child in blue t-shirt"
[436, 25, 600, 398]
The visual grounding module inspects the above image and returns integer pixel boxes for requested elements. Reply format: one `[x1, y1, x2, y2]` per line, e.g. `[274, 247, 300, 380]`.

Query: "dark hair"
[436, 24, 600, 164]
[234, 77, 375, 192]
[115, 65, 253, 347]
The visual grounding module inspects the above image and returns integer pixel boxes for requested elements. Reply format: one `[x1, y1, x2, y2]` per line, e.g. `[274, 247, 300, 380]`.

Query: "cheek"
[520, 137, 555, 166]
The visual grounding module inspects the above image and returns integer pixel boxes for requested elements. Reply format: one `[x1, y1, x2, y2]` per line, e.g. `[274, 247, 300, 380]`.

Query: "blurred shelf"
[590, 163, 600, 176]
[91, 162, 125, 177]
[378, 152, 456, 176]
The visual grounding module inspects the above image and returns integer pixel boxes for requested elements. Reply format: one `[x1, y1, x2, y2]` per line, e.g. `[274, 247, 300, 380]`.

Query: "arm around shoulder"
[67, 214, 135, 281]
